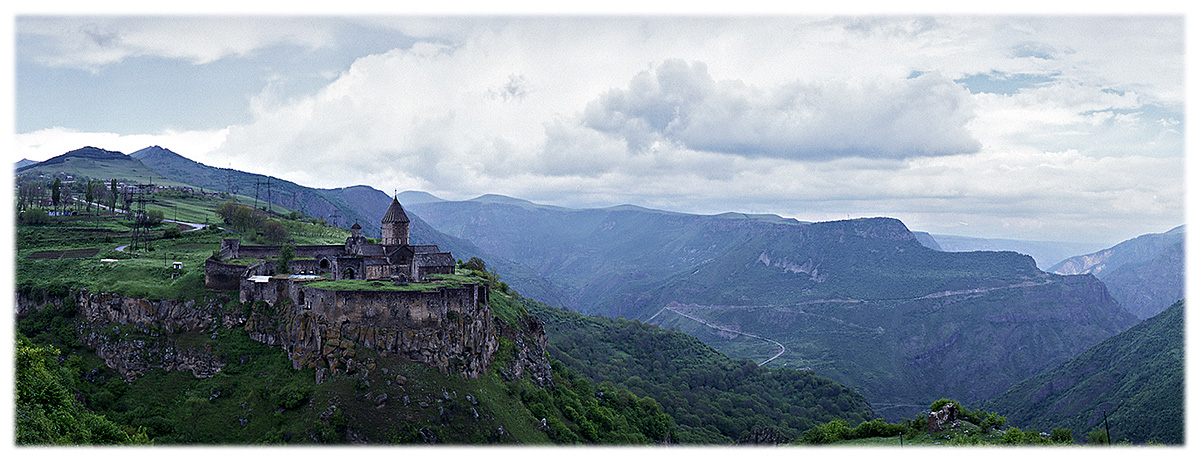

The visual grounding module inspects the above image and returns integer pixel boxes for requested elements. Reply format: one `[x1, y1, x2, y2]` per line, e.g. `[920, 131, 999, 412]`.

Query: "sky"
[8, 8, 1189, 246]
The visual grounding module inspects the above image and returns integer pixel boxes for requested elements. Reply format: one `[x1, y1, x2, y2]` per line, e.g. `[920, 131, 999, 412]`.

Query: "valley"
[12, 145, 1185, 446]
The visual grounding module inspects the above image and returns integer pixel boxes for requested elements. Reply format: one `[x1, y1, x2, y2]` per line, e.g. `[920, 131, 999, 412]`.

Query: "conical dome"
[381, 197, 410, 223]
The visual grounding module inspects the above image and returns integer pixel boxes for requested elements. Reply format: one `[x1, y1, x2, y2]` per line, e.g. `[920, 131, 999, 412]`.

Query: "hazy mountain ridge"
[1048, 225, 1184, 319]
[1048, 225, 1183, 277]
[406, 196, 1140, 420]
[921, 233, 1102, 270]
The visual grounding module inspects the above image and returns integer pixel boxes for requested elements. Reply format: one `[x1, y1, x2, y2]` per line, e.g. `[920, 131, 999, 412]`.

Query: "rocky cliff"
[16, 282, 551, 386]
[17, 290, 228, 381]
[237, 277, 498, 380]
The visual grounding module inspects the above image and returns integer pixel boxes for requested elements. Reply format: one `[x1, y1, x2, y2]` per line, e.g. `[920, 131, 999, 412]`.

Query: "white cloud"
[14, 16, 1186, 244]
[18, 16, 337, 70]
[583, 59, 981, 160]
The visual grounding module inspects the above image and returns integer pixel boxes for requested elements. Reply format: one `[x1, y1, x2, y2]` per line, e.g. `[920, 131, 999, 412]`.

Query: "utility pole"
[265, 176, 273, 213]
[1103, 410, 1111, 446]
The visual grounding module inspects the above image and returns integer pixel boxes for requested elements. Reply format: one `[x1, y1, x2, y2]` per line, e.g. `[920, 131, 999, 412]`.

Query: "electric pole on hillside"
[265, 176, 273, 213]
[329, 209, 341, 228]
[129, 179, 158, 252]
[253, 177, 274, 213]
[225, 165, 238, 198]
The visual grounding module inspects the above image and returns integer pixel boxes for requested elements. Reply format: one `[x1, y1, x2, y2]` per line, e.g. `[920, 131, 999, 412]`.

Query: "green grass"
[17, 212, 232, 302]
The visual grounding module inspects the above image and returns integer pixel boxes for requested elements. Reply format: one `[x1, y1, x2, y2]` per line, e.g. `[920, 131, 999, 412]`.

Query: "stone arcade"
[205, 197, 454, 290]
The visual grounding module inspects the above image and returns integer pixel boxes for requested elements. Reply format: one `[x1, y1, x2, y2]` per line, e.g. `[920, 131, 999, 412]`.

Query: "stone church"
[206, 198, 455, 289]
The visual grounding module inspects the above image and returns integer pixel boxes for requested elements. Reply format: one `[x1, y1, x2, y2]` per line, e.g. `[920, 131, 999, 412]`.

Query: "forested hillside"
[528, 298, 875, 443]
[979, 300, 1184, 444]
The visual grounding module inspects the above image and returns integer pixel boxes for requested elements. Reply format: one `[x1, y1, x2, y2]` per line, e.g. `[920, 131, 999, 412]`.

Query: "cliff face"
[17, 290, 228, 381]
[238, 278, 499, 379]
[16, 282, 549, 386]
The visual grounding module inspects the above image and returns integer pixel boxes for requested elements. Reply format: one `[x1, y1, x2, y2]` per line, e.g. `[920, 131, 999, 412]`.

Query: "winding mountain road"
[649, 305, 788, 366]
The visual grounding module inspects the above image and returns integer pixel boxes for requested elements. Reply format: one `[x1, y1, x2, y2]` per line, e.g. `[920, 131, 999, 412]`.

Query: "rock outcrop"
[927, 402, 959, 433]
[18, 289, 227, 381]
[239, 277, 498, 379]
[497, 315, 553, 387]
[17, 279, 550, 386]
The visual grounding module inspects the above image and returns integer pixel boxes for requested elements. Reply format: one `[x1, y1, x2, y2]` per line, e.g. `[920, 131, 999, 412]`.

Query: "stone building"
[205, 197, 454, 289]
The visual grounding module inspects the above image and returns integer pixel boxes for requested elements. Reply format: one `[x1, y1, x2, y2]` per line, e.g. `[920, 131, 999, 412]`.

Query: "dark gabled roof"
[411, 244, 441, 254]
[357, 243, 386, 257]
[381, 197, 410, 224]
[350, 222, 362, 230]
[415, 252, 455, 268]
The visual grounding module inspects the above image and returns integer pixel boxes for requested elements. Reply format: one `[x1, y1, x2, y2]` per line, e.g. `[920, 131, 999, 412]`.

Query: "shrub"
[801, 418, 852, 444]
[19, 209, 51, 225]
[275, 382, 313, 410]
[851, 418, 906, 439]
[1050, 427, 1073, 443]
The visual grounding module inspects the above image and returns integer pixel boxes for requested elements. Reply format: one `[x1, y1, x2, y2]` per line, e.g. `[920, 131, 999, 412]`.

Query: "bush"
[161, 227, 183, 239]
[275, 382, 313, 410]
[851, 418, 906, 439]
[19, 209, 51, 225]
[1050, 427, 1073, 443]
[800, 418, 851, 444]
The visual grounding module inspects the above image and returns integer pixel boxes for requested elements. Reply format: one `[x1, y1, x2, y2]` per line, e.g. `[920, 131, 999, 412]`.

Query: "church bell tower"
[381, 197, 410, 246]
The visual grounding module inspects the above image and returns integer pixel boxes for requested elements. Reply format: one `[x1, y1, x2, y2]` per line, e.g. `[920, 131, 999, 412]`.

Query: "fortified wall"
[240, 277, 498, 379]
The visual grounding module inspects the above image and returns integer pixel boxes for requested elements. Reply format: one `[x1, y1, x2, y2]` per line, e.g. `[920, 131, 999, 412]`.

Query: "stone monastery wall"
[240, 277, 496, 379]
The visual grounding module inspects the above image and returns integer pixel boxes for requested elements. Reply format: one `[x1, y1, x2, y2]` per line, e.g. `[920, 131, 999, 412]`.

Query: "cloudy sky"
[11, 12, 1187, 245]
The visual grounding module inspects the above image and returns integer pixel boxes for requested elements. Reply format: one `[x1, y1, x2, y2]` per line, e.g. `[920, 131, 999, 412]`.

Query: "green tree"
[276, 243, 295, 274]
[263, 220, 290, 243]
[16, 336, 149, 445]
[109, 179, 118, 215]
[463, 257, 487, 273]
[51, 178, 61, 212]
[84, 180, 96, 212]
[1050, 427, 1073, 443]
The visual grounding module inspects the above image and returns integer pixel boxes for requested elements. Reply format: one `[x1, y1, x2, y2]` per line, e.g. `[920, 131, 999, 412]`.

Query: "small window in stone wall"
[298, 289, 306, 307]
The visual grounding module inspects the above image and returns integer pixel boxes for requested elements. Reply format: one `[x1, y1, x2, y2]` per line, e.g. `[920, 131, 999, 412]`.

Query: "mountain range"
[21, 145, 1181, 430]
[1049, 225, 1184, 319]
[402, 194, 1142, 420]
[920, 233, 1104, 271]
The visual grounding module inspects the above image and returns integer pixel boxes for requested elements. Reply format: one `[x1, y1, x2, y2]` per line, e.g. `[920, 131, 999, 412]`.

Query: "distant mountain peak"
[129, 145, 182, 160]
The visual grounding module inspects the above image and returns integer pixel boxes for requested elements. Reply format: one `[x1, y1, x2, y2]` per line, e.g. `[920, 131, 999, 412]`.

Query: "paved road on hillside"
[81, 200, 222, 253]
[648, 305, 788, 366]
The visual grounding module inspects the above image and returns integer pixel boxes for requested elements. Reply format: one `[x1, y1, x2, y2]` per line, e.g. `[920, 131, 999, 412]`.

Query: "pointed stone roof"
[381, 197, 410, 223]
[350, 221, 362, 230]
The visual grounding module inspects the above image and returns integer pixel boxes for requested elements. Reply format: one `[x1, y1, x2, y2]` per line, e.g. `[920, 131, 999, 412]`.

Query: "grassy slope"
[978, 300, 1185, 444]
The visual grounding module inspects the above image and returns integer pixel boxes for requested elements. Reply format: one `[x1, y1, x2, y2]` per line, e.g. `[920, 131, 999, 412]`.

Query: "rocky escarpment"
[17, 290, 228, 381]
[17, 281, 551, 387]
[497, 315, 553, 387]
[238, 278, 499, 380]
